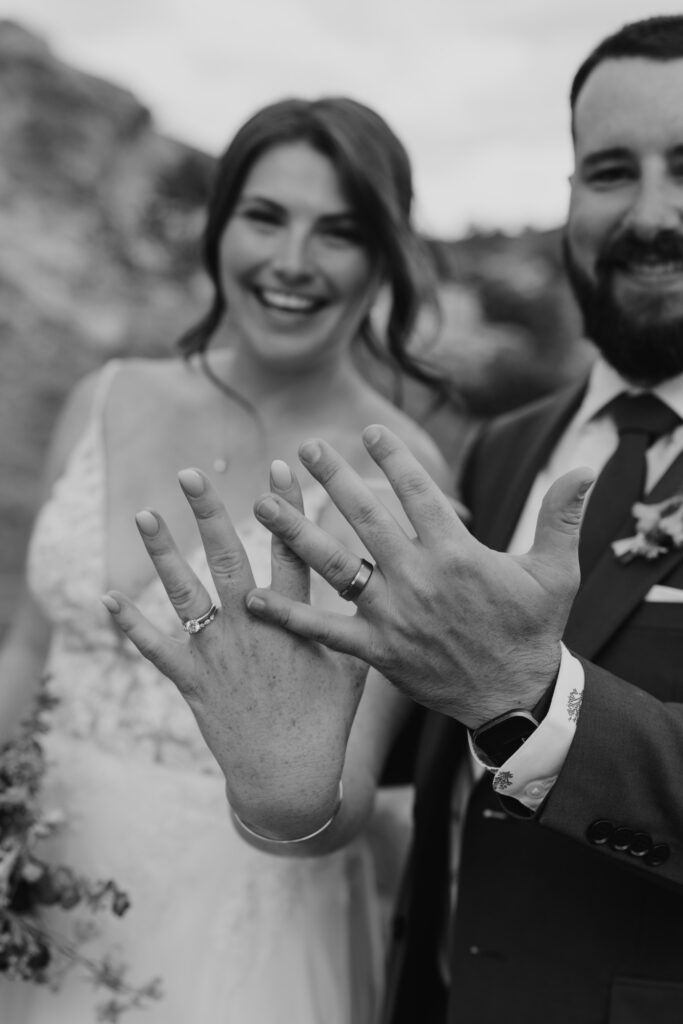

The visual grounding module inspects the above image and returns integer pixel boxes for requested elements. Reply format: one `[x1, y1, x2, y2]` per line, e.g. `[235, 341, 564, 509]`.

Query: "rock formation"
[0, 20, 214, 632]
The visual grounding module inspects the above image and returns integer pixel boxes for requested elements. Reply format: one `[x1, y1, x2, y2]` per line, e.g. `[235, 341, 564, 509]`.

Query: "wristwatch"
[470, 684, 555, 768]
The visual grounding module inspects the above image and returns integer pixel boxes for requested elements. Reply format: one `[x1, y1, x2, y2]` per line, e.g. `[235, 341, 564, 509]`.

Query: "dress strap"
[89, 358, 123, 427]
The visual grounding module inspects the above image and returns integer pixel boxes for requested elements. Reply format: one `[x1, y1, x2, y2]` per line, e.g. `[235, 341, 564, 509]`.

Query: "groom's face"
[564, 57, 683, 384]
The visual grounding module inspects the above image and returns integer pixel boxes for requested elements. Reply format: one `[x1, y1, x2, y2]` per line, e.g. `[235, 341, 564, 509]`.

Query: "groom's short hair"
[570, 15, 683, 127]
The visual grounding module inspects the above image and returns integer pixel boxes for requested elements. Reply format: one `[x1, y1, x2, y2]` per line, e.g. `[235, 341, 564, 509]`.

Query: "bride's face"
[218, 141, 379, 368]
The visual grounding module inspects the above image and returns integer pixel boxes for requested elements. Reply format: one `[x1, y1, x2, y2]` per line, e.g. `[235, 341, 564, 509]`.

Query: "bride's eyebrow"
[234, 196, 283, 211]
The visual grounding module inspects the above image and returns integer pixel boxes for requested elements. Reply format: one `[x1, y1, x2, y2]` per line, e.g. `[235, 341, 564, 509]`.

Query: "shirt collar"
[577, 356, 683, 427]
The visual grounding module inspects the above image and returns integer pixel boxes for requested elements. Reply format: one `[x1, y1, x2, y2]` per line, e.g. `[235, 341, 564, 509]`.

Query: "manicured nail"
[299, 441, 322, 465]
[254, 497, 279, 522]
[270, 460, 292, 489]
[362, 426, 381, 447]
[178, 468, 205, 497]
[246, 594, 265, 613]
[135, 510, 160, 536]
[101, 594, 120, 614]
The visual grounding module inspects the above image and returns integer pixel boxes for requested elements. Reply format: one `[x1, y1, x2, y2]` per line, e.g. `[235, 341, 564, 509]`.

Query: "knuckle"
[310, 620, 334, 647]
[319, 549, 351, 586]
[351, 498, 383, 530]
[276, 603, 294, 628]
[209, 547, 246, 582]
[314, 460, 342, 488]
[278, 513, 307, 545]
[273, 542, 303, 567]
[193, 503, 223, 524]
[165, 578, 200, 609]
[396, 470, 431, 500]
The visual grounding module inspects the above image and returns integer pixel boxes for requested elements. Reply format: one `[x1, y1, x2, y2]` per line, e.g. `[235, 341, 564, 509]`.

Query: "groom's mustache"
[597, 229, 683, 277]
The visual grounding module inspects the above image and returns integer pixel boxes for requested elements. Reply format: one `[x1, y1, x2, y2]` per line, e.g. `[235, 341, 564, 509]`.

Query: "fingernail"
[255, 497, 279, 522]
[270, 460, 292, 489]
[101, 594, 120, 614]
[246, 594, 265, 613]
[299, 441, 322, 465]
[135, 510, 159, 536]
[178, 468, 205, 497]
[363, 426, 381, 447]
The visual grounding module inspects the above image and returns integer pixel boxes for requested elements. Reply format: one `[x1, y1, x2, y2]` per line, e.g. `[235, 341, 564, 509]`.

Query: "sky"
[5, 0, 682, 237]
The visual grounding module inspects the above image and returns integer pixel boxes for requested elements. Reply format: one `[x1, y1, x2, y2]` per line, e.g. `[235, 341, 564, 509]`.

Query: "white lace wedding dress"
[0, 362, 384, 1022]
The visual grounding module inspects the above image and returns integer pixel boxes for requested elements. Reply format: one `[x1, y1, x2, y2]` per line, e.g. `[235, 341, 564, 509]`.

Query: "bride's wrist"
[229, 780, 343, 845]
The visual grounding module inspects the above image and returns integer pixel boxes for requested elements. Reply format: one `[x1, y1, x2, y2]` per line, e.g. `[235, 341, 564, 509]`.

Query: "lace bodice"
[27, 361, 330, 774]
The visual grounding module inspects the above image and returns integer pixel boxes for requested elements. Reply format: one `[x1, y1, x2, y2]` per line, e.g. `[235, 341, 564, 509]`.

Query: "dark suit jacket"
[384, 383, 683, 1024]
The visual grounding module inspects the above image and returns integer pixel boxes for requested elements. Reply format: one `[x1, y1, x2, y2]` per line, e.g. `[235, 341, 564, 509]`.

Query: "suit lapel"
[564, 448, 683, 658]
[478, 383, 587, 550]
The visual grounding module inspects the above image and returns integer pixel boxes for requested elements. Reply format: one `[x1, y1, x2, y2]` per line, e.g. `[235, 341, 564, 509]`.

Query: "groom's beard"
[563, 232, 683, 385]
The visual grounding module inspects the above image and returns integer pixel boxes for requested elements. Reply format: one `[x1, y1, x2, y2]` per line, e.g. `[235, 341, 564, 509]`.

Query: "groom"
[248, 16, 683, 1023]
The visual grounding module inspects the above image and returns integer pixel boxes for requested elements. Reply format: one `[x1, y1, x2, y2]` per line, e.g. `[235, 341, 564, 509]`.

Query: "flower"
[0, 682, 162, 1018]
[612, 494, 683, 563]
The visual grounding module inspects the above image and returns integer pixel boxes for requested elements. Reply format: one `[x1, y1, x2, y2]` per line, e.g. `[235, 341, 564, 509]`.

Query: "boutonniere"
[612, 494, 683, 563]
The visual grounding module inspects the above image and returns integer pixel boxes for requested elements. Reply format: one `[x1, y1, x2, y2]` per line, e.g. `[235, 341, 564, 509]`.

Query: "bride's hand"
[101, 465, 367, 839]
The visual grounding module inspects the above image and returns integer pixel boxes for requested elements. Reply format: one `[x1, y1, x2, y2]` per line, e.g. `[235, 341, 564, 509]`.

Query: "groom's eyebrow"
[581, 147, 631, 166]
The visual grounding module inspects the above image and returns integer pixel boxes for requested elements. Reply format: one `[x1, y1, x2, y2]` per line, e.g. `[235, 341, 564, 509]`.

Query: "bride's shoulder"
[94, 356, 214, 425]
[104, 355, 193, 395]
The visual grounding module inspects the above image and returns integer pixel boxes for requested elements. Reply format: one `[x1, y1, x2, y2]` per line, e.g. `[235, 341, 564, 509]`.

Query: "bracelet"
[230, 780, 343, 845]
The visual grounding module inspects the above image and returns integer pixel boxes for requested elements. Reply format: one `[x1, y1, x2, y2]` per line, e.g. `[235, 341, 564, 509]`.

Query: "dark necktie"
[578, 393, 681, 577]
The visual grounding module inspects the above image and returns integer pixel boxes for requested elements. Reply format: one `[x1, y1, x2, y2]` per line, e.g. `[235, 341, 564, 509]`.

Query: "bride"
[0, 97, 452, 1021]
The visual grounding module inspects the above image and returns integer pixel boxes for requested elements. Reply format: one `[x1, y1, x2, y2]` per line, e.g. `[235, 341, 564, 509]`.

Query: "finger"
[177, 469, 255, 603]
[246, 589, 372, 661]
[102, 591, 191, 683]
[360, 425, 465, 546]
[254, 491, 381, 602]
[268, 460, 309, 602]
[134, 508, 215, 625]
[295, 439, 408, 560]
[530, 467, 595, 565]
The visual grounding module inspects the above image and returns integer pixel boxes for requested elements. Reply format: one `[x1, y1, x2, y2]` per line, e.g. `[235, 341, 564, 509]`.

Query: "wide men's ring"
[182, 604, 219, 635]
[339, 559, 375, 602]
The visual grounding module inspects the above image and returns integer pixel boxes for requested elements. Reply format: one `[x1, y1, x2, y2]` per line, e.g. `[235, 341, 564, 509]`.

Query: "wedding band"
[338, 559, 374, 602]
[182, 604, 219, 635]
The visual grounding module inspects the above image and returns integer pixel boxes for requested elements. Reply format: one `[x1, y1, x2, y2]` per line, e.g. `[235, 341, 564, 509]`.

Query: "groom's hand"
[247, 426, 594, 728]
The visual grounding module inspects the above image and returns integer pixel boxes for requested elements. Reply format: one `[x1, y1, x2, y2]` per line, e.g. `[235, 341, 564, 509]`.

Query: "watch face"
[473, 712, 538, 766]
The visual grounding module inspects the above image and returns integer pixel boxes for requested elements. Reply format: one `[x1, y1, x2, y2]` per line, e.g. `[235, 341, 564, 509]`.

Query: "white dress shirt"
[479, 357, 683, 809]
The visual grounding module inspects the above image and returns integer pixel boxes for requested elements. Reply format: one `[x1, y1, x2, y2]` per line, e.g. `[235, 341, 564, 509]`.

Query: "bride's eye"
[243, 208, 281, 228]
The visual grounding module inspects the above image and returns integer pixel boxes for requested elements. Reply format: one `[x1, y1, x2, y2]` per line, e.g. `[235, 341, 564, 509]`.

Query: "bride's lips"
[253, 287, 327, 314]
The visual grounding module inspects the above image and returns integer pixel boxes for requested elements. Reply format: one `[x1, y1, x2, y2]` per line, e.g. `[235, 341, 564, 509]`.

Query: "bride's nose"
[270, 227, 315, 282]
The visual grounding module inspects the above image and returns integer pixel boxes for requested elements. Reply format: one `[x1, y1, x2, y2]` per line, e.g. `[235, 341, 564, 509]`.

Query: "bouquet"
[0, 685, 162, 1021]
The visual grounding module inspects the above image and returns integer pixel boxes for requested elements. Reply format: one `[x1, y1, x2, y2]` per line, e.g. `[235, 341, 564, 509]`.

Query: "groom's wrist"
[469, 681, 556, 768]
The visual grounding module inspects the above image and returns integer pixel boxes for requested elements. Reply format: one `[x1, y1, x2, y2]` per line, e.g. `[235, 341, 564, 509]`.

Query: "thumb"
[530, 467, 595, 564]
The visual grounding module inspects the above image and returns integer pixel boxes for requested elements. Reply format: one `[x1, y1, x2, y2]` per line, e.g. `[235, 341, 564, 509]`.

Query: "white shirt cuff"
[470, 644, 585, 811]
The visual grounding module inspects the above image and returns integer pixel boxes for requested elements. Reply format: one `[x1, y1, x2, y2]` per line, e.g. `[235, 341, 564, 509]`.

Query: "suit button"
[586, 819, 613, 845]
[628, 833, 652, 858]
[609, 826, 634, 852]
[644, 843, 670, 868]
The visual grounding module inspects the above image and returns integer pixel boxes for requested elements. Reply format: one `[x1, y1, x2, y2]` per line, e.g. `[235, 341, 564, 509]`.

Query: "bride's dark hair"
[178, 96, 445, 394]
